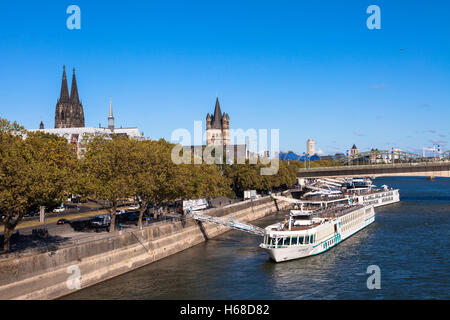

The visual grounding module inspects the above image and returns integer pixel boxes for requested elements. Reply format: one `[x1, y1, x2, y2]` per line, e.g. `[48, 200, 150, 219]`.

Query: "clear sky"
[0, 0, 449, 156]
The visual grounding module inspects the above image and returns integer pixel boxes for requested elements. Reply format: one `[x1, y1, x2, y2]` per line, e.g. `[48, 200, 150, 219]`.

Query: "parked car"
[32, 228, 48, 238]
[69, 196, 81, 203]
[90, 215, 111, 230]
[57, 218, 70, 225]
[128, 204, 140, 210]
[25, 210, 39, 217]
[126, 213, 139, 221]
[115, 209, 126, 215]
[53, 206, 65, 213]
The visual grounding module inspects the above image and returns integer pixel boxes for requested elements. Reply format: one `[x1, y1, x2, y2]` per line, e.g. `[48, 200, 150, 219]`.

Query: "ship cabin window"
[270, 237, 276, 246]
[305, 236, 309, 244]
[310, 235, 315, 243]
[283, 237, 290, 246]
[298, 236, 304, 244]
[291, 236, 298, 245]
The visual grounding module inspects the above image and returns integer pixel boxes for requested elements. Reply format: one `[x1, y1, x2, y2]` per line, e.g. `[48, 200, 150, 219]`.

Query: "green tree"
[181, 161, 231, 200]
[129, 139, 231, 228]
[0, 119, 77, 253]
[223, 162, 262, 197]
[82, 135, 134, 232]
[128, 139, 181, 228]
[223, 159, 301, 197]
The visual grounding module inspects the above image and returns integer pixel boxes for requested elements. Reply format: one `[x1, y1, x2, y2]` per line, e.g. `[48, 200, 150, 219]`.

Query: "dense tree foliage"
[129, 139, 190, 228]
[223, 160, 301, 197]
[0, 118, 77, 253]
[81, 135, 137, 232]
[303, 159, 340, 168]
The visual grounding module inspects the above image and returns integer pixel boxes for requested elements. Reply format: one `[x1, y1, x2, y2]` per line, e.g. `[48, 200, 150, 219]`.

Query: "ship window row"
[342, 210, 364, 225]
[327, 238, 335, 247]
[342, 218, 364, 232]
[265, 235, 315, 246]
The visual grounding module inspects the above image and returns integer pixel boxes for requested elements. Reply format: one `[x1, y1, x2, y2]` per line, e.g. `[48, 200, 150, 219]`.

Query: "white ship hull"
[358, 189, 400, 208]
[260, 205, 376, 262]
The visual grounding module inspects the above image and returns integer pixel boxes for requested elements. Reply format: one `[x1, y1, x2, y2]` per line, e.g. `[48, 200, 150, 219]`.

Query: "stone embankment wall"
[0, 195, 292, 300]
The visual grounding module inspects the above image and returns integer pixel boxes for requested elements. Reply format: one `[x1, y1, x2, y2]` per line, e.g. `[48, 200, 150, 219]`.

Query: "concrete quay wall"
[0, 195, 291, 300]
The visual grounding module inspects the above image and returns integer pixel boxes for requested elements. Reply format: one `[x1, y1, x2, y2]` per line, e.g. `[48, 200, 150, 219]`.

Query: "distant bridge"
[297, 161, 450, 179]
[338, 149, 450, 165]
[339, 150, 425, 165]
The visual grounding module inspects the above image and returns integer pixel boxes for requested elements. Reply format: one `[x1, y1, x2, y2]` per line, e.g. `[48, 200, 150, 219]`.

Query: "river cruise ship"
[260, 204, 375, 262]
[344, 178, 400, 207]
[302, 178, 400, 208]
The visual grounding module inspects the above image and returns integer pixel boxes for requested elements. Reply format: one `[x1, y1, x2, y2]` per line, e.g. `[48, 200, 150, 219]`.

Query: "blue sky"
[0, 0, 449, 155]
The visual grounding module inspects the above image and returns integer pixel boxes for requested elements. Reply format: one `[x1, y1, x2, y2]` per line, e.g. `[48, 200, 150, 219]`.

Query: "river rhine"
[63, 177, 450, 299]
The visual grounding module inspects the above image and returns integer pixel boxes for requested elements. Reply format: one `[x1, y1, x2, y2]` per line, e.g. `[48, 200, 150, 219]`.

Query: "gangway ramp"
[190, 211, 266, 236]
[271, 195, 304, 204]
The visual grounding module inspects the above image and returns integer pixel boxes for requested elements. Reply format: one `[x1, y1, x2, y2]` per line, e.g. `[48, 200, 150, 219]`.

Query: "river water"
[63, 177, 450, 299]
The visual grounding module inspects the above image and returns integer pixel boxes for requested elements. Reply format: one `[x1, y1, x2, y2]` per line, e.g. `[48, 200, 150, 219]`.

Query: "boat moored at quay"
[260, 204, 375, 262]
[344, 178, 400, 207]
[192, 177, 399, 263]
[300, 177, 400, 208]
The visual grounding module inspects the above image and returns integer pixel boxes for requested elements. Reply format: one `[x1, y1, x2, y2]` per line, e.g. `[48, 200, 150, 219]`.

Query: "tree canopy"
[0, 118, 77, 253]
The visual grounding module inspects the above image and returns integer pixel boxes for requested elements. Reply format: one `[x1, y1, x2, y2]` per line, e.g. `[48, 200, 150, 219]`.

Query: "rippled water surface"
[64, 177, 450, 299]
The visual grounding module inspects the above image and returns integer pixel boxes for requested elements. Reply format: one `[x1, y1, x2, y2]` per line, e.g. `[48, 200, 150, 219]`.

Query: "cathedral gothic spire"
[59, 65, 70, 102]
[55, 65, 85, 128]
[70, 68, 80, 104]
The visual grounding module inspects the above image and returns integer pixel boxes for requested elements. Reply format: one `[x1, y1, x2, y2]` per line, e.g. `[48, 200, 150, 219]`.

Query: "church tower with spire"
[55, 66, 85, 128]
[206, 97, 230, 146]
[108, 100, 115, 132]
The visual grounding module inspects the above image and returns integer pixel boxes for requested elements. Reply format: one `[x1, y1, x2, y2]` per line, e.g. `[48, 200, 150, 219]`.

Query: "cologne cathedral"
[54, 65, 85, 128]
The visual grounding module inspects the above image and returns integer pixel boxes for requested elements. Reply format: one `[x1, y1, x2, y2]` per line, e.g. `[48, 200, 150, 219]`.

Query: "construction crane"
[190, 210, 266, 236]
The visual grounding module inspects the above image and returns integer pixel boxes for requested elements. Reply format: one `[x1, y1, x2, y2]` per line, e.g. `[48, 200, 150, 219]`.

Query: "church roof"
[211, 97, 223, 129]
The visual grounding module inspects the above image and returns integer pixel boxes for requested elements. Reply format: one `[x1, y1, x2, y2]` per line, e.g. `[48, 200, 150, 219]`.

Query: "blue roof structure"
[279, 151, 301, 161]
[279, 152, 321, 162]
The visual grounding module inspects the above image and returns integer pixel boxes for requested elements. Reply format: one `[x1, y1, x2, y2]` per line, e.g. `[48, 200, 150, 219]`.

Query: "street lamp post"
[391, 147, 394, 166]
[303, 152, 307, 169]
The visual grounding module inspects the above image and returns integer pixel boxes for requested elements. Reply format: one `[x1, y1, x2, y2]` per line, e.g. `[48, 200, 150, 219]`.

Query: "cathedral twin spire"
[59, 65, 80, 104]
[55, 65, 85, 128]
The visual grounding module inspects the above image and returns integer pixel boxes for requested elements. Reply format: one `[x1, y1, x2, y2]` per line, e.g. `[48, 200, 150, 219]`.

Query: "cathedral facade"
[32, 65, 144, 158]
[206, 97, 230, 146]
[54, 65, 85, 128]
